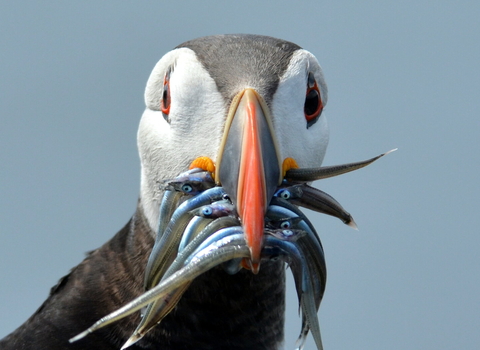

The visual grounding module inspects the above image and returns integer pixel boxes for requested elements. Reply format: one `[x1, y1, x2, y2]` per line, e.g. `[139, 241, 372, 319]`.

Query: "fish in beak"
[68, 35, 398, 350]
[215, 88, 283, 273]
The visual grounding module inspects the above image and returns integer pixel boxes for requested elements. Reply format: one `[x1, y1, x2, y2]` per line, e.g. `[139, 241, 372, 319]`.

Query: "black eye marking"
[304, 72, 324, 129]
[161, 67, 172, 122]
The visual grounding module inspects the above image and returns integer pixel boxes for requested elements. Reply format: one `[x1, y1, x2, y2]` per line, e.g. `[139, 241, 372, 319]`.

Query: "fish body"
[164, 170, 215, 196]
[190, 199, 237, 219]
[285, 149, 396, 182]
[263, 235, 324, 350]
[144, 186, 226, 289]
[128, 219, 242, 346]
[276, 184, 357, 229]
[72, 148, 395, 348]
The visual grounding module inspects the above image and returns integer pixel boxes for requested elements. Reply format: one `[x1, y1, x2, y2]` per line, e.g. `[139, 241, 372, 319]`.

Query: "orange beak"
[216, 89, 282, 273]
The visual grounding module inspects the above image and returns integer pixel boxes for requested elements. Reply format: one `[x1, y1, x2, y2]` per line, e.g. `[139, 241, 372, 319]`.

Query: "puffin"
[0, 34, 330, 350]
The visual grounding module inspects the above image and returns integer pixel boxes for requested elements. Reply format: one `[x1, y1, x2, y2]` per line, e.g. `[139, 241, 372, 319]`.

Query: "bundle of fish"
[70, 150, 394, 350]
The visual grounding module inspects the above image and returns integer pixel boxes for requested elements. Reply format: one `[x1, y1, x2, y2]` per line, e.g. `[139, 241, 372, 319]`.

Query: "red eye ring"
[304, 73, 324, 128]
[161, 71, 171, 115]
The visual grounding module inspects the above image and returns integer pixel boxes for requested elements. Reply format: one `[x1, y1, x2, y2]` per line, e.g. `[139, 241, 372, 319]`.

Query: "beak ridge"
[217, 89, 281, 271]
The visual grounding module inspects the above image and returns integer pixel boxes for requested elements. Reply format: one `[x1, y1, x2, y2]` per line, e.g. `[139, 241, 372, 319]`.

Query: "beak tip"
[250, 262, 260, 274]
[242, 258, 261, 274]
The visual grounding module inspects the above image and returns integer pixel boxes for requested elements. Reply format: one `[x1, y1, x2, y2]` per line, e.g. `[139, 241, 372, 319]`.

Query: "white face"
[271, 50, 329, 170]
[138, 47, 329, 233]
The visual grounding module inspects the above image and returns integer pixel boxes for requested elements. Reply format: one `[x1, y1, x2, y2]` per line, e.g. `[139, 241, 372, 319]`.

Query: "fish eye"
[304, 72, 323, 128]
[280, 221, 291, 229]
[275, 189, 291, 199]
[202, 207, 213, 216]
[181, 184, 193, 193]
[280, 190, 291, 200]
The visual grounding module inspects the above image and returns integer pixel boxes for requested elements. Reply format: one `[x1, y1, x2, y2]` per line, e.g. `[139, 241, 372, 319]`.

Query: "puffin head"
[137, 34, 329, 271]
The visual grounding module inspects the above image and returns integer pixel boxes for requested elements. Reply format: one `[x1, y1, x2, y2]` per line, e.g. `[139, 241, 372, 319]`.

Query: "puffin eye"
[304, 72, 323, 128]
[181, 184, 193, 193]
[161, 69, 171, 117]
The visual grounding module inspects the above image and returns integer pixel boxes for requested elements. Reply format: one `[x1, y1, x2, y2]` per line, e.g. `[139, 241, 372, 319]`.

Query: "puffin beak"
[216, 89, 282, 273]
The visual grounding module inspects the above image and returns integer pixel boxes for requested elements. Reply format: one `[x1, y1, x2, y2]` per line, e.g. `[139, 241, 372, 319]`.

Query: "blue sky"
[1, 1, 479, 349]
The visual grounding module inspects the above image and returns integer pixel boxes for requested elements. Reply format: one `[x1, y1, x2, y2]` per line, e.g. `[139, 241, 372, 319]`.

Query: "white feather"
[138, 48, 226, 233]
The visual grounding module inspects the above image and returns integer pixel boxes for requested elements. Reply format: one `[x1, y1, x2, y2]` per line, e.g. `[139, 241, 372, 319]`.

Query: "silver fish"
[268, 198, 322, 248]
[264, 227, 306, 241]
[266, 215, 304, 231]
[188, 226, 244, 259]
[126, 218, 242, 347]
[263, 234, 324, 350]
[285, 149, 396, 182]
[275, 184, 358, 229]
[163, 170, 215, 196]
[70, 234, 250, 344]
[190, 199, 236, 219]
[71, 144, 394, 350]
[266, 203, 326, 349]
[266, 203, 326, 297]
[144, 186, 226, 290]
[145, 168, 208, 289]
[178, 215, 212, 252]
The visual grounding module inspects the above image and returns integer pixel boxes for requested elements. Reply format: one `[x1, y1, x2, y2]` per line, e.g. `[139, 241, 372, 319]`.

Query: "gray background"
[1, 1, 479, 349]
